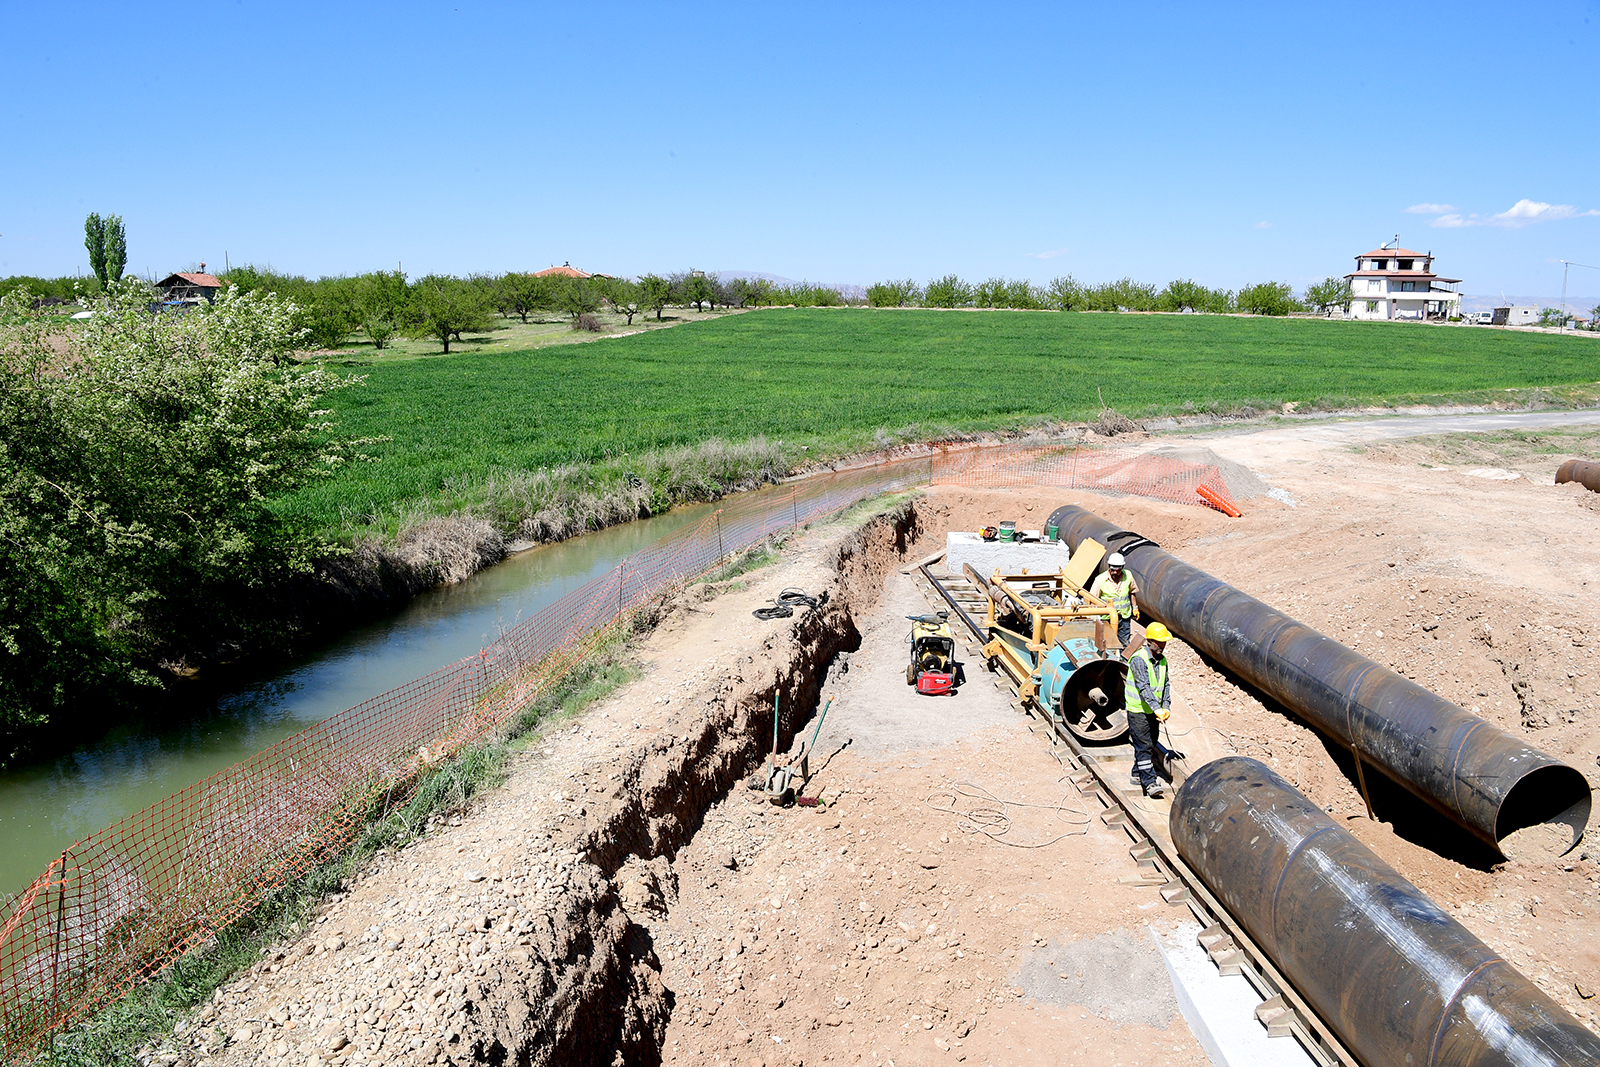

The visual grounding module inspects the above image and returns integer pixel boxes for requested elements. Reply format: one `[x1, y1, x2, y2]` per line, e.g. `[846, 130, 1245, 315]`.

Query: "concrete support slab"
[1151, 922, 1317, 1067]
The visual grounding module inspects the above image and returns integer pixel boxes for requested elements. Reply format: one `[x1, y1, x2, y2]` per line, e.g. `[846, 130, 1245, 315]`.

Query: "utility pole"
[1560, 260, 1600, 333]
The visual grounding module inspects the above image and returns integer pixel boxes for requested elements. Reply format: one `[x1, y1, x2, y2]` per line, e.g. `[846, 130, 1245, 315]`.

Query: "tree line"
[865, 274, 1357, 316]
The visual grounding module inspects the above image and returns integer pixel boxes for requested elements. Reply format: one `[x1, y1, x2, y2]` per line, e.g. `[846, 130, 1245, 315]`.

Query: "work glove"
[1133, 606, 1141, 621]
[1155, 707, 1171, 723]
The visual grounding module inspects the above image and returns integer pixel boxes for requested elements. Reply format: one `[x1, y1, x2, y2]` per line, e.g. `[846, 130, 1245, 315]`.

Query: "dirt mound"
[1148, 446, 1272, 500]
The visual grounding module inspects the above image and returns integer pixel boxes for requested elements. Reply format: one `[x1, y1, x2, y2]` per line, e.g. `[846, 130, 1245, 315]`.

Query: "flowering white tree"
[0, 282, 375, 747]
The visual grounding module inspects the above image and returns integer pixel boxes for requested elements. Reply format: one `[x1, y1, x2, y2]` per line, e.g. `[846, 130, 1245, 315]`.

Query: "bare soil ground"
[169, 418, 1600, 1067]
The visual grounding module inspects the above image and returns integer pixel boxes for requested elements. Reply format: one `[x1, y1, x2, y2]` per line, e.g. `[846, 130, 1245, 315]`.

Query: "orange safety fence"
[0, 459, 925, 1062]
[0, 437, 1235, 1060]
[931, 439, 1242, 515]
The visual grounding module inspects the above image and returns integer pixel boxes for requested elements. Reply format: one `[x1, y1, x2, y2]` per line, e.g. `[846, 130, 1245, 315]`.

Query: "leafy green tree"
[1087, 278, 1158, 312]
[924, 275, 973, 308]
[1158, 279, 1210, 312]
[494, 272, 543, 323]
[682, 272, 717, 313]
[866, 279, 920, 307]
[558, 279, 602, 320]
[0, 282, 371, 743]
[83, 213, 127, 290]
[1303, 277, 1353, 315]
[408, 275, 492, 353]
[599, 277, 643, 325]
[639, 274, 674, 320]
[1237, 281, 1297, 316]
[1045, 275, 1086, 311]
[728, 277, 773, 307]
[355, 270, 409, 349]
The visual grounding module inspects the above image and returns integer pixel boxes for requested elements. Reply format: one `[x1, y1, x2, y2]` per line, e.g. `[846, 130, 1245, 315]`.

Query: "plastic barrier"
[930, 440, 1241, 515]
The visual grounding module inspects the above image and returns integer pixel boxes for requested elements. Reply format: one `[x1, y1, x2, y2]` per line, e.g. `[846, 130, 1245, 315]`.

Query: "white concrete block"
[1150, 923, 1317, 1067]
[945, 531, 1071, 580]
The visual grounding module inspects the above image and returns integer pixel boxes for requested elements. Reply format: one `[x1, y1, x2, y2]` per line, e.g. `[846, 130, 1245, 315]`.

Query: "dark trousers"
[1128, 711, 1159, 788]
[1117, 617, 1133, 652]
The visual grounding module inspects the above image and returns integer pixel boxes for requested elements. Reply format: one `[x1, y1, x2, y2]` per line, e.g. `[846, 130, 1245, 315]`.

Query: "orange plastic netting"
[0, 439, 1235, 1059]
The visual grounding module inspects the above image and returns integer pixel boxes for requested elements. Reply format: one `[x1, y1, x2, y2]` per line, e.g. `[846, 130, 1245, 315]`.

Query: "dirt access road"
[181, 411, 1600, 1067]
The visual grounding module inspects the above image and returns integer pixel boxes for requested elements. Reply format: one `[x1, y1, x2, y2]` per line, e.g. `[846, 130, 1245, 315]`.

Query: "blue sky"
[3, 1, 1597, 297]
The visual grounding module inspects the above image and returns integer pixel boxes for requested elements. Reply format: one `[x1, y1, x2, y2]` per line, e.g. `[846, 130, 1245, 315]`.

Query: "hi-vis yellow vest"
[1092, 572, 1134, 617]
[1124, 646, 1168, 716]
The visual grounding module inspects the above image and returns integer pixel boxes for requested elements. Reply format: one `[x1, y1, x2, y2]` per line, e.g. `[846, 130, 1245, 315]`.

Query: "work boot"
[1143, 780, 1166, 799]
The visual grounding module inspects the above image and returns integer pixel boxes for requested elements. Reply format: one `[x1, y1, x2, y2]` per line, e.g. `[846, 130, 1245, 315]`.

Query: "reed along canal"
[0, 503, 718, 897]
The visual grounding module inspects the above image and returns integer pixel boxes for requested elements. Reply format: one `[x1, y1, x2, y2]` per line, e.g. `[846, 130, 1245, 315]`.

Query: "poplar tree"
[83, 213, 127, 290]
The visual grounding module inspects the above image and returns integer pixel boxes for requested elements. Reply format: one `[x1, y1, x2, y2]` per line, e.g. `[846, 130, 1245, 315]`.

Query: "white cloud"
[1254, 221, 1272, 229]
[1491, 198, 1599, 225]
[1025, 247, 1071, 259]
[1429, 199, 1600, 228]
[1406, 203, 1456, 215]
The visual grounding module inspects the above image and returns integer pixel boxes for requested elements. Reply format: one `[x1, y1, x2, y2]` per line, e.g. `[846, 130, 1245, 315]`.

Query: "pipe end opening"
[1496, 765, 1592, 861]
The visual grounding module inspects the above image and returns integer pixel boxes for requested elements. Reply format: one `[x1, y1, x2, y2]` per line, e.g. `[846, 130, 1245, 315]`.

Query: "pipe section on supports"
[1172, 758, 1600, 1067]
[1555, 459, 1600, 493]
[1048, 505, 1591, 856]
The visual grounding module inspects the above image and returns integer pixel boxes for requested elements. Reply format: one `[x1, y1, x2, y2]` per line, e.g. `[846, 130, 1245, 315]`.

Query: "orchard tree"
[1304, 277, 1353, 314]
[682, 271, 717, 312]
[600, 278, 643, 325]
[1045, 275, 1086, 311]
[1159, 279, 1209, 312]
[1237, 281, 1297, 316]
[408, 275, 492, 353]
[639, 274, 674, 320]
[558, 279, 601, 320]
[924, 275, 973, 308]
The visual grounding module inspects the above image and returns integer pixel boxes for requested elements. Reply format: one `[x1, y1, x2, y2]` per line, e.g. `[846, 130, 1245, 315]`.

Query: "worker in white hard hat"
[1089, 553, 1140, 654]
[1124, 622, 1174, 798]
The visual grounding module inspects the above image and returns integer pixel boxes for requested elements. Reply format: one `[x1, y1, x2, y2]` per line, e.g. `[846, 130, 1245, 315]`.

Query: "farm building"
[154, 265, 223, 307]
[1343, 243, 1462, 322]
[1490, 305, 1540, 326]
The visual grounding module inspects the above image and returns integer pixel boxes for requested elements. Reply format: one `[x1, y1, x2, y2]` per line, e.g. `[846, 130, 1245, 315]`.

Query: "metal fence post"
[716, 510, 725, 560]
[617, 561, 625, 619]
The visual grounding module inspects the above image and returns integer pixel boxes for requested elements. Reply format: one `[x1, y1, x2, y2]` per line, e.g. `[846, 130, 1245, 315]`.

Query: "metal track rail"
[914, 565, 1361, 1067]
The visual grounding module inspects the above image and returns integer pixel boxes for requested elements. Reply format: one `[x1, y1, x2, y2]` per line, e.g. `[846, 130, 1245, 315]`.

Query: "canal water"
[0, 502, 716, 897]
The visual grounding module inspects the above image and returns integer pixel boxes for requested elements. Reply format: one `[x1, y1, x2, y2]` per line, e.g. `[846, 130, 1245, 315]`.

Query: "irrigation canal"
[0, 500, 722, 897]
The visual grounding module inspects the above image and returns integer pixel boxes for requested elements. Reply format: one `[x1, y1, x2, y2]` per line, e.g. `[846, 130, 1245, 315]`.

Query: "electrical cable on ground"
[926, 781, 1091, 848]
[753, 588, 820, 620]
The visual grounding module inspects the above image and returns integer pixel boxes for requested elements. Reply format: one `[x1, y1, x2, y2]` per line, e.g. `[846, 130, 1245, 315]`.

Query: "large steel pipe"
[1048, 504, 1591, 855]
[1555, 459, 1600, 493]
[1173, 758, 1600, 1067]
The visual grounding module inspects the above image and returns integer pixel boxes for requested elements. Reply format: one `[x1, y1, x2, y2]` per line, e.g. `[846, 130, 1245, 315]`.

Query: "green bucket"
[1045, 522, 1059, 542]
[998, 521, 1017, 542]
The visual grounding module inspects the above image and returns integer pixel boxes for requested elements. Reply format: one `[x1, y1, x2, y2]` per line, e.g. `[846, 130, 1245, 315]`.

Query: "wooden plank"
[899, 549, 947, 574]
[1062, 538, 1105, 591]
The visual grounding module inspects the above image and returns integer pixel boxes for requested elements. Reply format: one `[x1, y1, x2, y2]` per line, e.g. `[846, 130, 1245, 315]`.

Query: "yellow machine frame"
[971, 539, 1122, 701]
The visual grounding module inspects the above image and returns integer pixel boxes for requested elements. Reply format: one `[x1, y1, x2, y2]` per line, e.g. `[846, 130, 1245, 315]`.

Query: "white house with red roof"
[1343, 241, 1462, 322]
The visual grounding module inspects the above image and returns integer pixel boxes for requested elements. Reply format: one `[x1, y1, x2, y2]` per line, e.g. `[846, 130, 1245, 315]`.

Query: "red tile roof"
[1355, 248, 1427, 260]
[534, 264, 591, 279]
[157, 272, 223, 288]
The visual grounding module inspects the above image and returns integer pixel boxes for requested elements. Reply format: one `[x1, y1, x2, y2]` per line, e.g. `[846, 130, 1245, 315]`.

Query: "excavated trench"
[446, 504, 918, 1067]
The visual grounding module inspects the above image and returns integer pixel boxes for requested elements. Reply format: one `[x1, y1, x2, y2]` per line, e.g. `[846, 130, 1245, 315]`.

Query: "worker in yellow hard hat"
[1124, 621, 1174, 799]
[1089, 553, 1140, 655]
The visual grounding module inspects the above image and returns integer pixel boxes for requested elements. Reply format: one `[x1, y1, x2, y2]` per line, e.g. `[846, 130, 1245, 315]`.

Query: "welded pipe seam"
[1173, 757, 1600, 1067]
[1049, 505, 1591, 853]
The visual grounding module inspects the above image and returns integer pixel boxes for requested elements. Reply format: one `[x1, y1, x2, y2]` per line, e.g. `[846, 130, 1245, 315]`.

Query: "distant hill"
[1460, 294, 1600, 314]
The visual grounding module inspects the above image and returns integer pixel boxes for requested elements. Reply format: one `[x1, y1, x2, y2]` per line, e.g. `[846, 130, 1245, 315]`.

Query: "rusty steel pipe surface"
[1047, 505, 1591, 854]
[1555, 459, 1600, 493]
[1172, 758, 1600, 1067]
